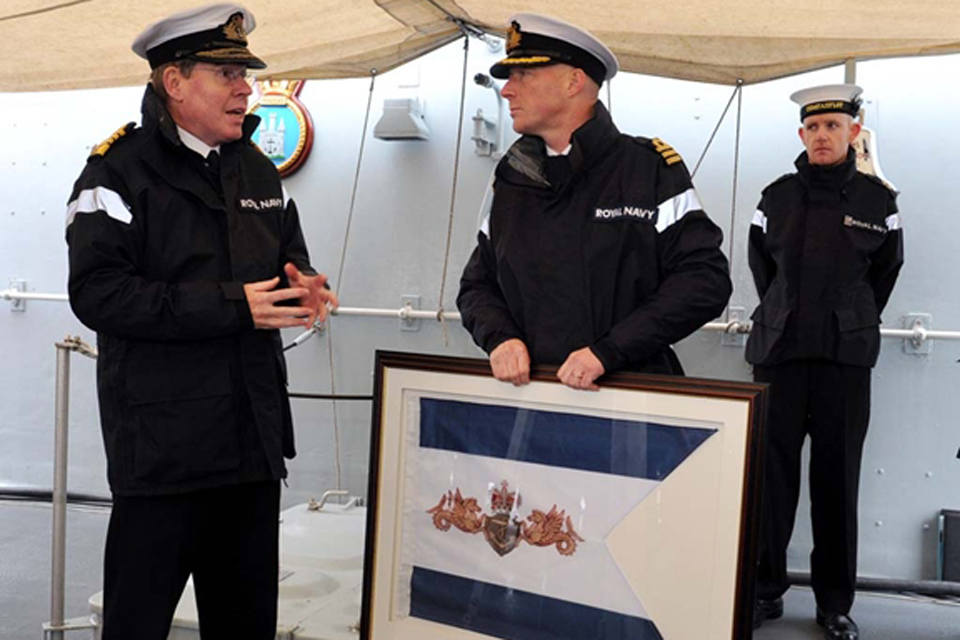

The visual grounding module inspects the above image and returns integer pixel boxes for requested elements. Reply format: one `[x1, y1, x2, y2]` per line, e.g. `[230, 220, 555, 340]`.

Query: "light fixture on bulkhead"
[373, 98, 430, 141]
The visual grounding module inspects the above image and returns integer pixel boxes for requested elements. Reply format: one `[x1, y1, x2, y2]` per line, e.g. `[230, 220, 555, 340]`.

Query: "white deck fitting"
[87, 502, 366, 640]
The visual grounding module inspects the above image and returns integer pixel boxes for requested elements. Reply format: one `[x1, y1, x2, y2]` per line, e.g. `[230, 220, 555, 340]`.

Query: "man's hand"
[283, 262, 340, 326]
[490, 339, 531, 386]
[557, 347, 605, 391]
[243, 277, 313, 329]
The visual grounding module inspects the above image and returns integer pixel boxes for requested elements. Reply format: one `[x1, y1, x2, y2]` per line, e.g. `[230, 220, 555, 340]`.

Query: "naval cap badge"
[427, 480, 584, 557]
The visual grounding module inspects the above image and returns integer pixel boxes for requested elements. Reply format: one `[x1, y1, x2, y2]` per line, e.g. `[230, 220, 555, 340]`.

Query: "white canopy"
[3, 0, 960, 91]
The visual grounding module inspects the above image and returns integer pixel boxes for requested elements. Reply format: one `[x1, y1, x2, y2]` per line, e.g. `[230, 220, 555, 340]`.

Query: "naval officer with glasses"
[65, 4, 338, 638]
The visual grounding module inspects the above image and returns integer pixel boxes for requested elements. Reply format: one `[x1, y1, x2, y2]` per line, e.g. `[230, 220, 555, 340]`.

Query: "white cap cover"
[131, 3, 264, 70]
[490, 13, 619, 85]
[790, 83, 863, 121]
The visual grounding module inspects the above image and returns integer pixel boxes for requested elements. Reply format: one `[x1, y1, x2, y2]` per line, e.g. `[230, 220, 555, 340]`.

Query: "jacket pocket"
[833, 295, 881, 366]
[834, 287, 880, 331]
[750, 302, 791, 330]
[835, 305, 879, 331]
[125, 351, 240, 484]
[745, 290, 792, 365]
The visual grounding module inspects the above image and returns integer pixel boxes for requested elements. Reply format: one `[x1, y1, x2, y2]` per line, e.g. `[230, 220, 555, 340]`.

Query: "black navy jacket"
[457, 102, 732, 374]
[746, 149, 903, 367]
[66, 85, 314, 496]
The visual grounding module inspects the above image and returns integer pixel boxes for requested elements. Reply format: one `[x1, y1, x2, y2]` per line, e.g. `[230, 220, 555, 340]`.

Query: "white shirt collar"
[546, 143, 572, 157]
[177, 126, 220, 158]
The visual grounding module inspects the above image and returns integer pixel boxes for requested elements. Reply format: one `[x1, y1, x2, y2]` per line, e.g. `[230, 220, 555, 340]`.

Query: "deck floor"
[2, 500, 958, 639]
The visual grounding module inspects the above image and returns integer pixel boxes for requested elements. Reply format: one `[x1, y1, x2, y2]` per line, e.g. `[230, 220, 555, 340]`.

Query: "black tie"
[206, 150, 221, 176]
[205, 150, 222, 195]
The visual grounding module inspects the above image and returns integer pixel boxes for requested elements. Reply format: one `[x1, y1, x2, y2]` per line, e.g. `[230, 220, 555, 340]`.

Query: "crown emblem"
[222, 12, 247, 43]
[490, 480, 520, 513]
[506, 22, 522, 53]
[427, 479, 583, 557]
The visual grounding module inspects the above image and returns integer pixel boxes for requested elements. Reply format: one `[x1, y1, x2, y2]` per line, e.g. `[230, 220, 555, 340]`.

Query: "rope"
[0, 0, 93, 23]
[325, 69, 377, 491]
[691, 82, 742, 179]
[335, 71, 377, 296]
[726, 80, 744, 321]
[436, 35, 470, 346]
[421, 0, 486, 38]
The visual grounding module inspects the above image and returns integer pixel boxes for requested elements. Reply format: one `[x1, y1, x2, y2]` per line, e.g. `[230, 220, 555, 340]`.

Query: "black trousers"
[101, 480, 281, 640]
[754, 361, 870, 614]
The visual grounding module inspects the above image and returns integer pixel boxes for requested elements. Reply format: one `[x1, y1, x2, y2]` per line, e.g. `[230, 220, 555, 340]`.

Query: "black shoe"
[753, 597, 784, 628]
[816, 609, 858, 640]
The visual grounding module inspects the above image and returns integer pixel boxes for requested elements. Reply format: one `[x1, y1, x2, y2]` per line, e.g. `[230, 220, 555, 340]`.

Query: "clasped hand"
[490, 340, 604, 391]
[243, 262, 339, 330]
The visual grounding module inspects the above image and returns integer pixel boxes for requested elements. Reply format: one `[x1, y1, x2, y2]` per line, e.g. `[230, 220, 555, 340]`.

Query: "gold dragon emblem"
[427, 481, 584, 557]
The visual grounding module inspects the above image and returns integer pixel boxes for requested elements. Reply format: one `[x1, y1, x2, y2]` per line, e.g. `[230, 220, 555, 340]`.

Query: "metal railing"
[45, 336, 98, 639]
[4, 288, 958, 346]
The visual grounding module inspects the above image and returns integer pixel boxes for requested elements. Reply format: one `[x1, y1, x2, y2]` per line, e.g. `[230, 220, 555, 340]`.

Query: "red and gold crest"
[427, 480, 584, 557]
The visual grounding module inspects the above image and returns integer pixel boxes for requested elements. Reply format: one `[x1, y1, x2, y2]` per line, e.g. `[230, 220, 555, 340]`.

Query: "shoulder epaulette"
[860, 172, 899, 196]
[634, 136, 684, 166]
[761, 172, 796, 193]
[90, 122, 136, 158]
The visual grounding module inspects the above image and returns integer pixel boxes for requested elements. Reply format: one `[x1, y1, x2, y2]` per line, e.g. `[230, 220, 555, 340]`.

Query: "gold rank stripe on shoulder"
[90, 123, 134, 157]
[651, 137, 683, 165]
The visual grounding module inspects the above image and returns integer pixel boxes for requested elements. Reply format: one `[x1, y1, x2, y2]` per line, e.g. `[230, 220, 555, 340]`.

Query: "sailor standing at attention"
[748, 84, 903, 640]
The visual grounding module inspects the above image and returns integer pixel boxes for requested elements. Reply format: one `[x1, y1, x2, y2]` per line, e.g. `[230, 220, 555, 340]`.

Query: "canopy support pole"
[845, 58, 857, 84]
[691, 82, 742, 179]
[324, 69, 379, 494]
[436, 34, 471, 347]
[725, 80, 744, 322]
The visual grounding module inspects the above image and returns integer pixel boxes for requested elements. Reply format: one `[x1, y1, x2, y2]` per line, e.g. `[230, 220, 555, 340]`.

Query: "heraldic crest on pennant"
[426, 480, 584, 557]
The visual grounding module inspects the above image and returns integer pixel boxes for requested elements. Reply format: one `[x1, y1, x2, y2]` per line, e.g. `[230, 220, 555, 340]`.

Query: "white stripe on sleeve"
[752, 209, 768, 234]
[656, 187, 702, 232]
[65, 187, 132, 228]
[885, 213, 901, 231]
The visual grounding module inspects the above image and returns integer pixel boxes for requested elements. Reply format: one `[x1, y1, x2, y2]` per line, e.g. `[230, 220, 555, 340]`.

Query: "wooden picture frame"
[362, 351, 766, 640]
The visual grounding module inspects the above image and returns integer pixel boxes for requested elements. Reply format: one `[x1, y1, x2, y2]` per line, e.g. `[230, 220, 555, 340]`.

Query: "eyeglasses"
[195, 65, 252, 84]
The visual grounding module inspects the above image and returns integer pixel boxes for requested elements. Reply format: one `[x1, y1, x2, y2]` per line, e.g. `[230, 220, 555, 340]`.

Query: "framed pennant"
[362, 351, 766, 640]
